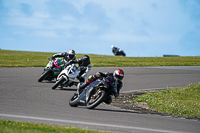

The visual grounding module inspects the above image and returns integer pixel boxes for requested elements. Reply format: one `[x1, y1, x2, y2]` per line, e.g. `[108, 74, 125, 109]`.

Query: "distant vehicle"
[111, 45, 126, 57]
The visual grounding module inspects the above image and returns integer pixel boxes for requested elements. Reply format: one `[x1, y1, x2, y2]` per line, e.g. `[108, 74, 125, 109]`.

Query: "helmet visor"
[69, 54, 74, 59]
[116, 75, 123, 80]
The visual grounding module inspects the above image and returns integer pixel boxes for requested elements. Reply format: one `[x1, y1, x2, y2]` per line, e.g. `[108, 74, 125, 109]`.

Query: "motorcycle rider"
[77, 68, 124, 104]
[50, 49, 76, 63]
[111, 45, 126, 57]
[65, 55, 91, 83]
[111, 45, 118, 55]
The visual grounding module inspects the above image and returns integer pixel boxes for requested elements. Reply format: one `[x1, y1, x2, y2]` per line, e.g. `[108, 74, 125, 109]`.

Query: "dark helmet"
[82, 55, 90, 65]
[113, 69, 124, 80]
[68, 50, 75, 60]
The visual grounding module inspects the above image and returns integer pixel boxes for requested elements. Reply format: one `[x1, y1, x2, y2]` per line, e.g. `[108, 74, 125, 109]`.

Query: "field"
[0, 50, 200, 67]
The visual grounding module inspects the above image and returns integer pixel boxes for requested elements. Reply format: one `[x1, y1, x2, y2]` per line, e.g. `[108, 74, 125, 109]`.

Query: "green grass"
[133, 84, 200, 118]
[0, 119, 109, 133]
[1, 50, 200, 67]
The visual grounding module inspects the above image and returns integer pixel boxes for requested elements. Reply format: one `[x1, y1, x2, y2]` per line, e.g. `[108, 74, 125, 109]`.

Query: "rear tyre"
[69, 93, 78, 107]
[38, 70, 52, 82]
[123, 53, 126, 57]
[87, 90, 106, 109]
[52, 77, 65, 90]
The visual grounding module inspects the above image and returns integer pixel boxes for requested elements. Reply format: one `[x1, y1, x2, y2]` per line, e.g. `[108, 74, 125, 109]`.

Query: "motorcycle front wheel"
[87, 90, 106, 109]
[38, 70, 52, 82]
[51, 77, 65, 90]
[69, 93, 79, 107]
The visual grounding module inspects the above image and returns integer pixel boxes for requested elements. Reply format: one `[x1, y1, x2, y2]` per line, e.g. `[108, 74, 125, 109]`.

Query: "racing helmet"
[68, 50, 75, 60]
[113, 69, 124, 80]
[82, 55, 90, 65]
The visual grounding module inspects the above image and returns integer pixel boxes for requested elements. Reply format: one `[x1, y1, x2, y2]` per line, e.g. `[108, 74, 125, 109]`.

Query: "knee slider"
[87, 75, 96, 84]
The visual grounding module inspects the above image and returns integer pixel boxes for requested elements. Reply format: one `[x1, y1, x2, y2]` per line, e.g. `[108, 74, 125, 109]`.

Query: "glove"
[49, 57, 54, 61]
[79, 66, 84, 70]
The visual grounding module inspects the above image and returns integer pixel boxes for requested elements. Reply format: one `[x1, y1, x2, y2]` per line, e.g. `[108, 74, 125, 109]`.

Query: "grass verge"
[0, 119, 109, 133]
[133, 84, 200, 118]
[1, 50, 200, 67]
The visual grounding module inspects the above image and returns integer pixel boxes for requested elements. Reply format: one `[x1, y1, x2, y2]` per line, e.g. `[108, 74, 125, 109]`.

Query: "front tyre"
[69, 93, 79, 107]
[52, 77, 65, 90]
[38, 70, 52, 82]
[87, 90, 106, 109]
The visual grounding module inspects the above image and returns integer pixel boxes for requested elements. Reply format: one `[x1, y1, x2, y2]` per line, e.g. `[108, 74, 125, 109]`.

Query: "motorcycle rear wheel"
[52, 77, 65, 90]
[69, 93, 79, 107]
[38, 70, 52, 82]
[87, 90, 106, 109]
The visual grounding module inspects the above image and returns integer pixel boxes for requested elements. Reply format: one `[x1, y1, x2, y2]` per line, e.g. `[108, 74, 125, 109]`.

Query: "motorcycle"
[114, 50, 126, 57]
[51, 64, 80, 90]
[38, 58, 64, 82]
[69, 75, 116, 109]
[112, 46, 126, 57]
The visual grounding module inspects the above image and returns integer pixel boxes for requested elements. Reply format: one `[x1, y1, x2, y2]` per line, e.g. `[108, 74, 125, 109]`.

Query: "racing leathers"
[78, 72, 123, 102]
[112, 46, 118, 55]
[65, 56, 91, 83]
[50, 51, 76, 64]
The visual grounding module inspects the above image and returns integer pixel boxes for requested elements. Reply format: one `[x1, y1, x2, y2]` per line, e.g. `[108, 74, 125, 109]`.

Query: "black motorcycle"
[69, 75, 117, 109]
[112, 46, 126, 56]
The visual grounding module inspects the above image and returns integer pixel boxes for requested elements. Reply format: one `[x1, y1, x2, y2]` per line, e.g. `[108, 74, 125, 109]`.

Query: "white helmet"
[68, 49, 75, 60]
[111, 45, 114, 48]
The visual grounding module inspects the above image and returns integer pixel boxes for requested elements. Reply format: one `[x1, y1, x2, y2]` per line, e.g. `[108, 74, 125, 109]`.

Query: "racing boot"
[77, 82, 89, 94]
[104, 95, 112, 104]
[77, 75, 97, 94]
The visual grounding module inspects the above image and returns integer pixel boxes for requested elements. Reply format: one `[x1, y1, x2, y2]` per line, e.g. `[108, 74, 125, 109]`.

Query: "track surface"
[0, 67, 200, 133]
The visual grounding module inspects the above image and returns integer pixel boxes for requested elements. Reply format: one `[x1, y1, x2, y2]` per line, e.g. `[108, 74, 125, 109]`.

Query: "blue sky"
[0, 0, 200, 57]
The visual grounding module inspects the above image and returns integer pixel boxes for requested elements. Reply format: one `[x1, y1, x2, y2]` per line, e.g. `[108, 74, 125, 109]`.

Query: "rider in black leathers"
[65, 55, 91, 83]
[111, 45, 118, 55]
[111, 45, 126, 56]
[50, 50, 76, 63]
[77, 69, 124, 104]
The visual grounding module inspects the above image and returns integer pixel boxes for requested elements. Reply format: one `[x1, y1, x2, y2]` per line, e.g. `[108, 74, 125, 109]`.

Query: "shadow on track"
[38, 81, 56, 83]
[52, 87, 77, 91]
[74, 105, 148, 115]
[92, 108, 148, 115]
[57, 88, 77, 91]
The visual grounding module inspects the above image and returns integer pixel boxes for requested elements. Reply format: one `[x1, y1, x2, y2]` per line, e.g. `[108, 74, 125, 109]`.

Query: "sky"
[0, 0, 200, 57]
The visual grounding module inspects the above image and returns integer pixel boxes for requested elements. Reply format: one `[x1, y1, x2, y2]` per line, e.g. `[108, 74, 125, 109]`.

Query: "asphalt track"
[0, 66, 200, 133]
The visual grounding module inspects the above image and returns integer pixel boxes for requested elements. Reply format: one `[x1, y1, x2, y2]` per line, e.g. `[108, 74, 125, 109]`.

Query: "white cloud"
[1, 0, 200, 56]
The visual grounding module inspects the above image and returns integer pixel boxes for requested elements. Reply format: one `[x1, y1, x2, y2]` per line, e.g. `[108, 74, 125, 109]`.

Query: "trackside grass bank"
[0, 119, 110, 133]
[133, 84, 200, 118]
[0, 50, 200, 67]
